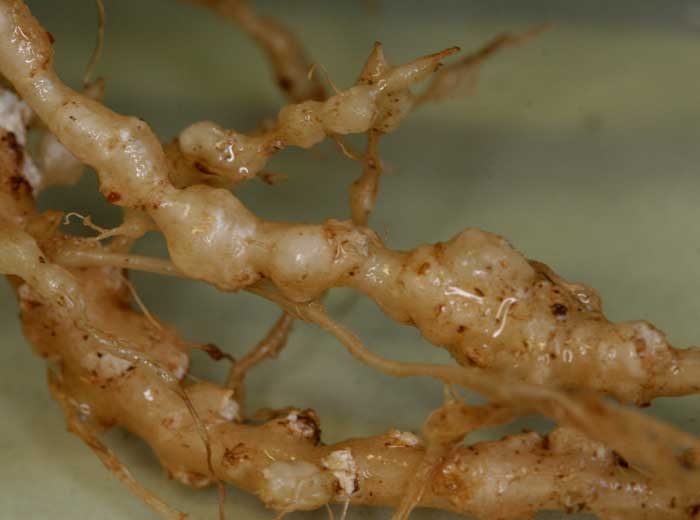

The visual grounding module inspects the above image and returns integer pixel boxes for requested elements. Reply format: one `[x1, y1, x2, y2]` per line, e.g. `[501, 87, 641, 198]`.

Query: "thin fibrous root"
[185, 0, 326, 102]
[350, 129, 381, 225]
[226, 311, 294, 416]
[416, 23, 552, 105]
[82, 0, 105, 88]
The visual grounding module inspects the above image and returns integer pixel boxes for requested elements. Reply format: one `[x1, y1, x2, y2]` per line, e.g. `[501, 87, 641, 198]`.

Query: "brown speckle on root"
[0, 1, 699, 519]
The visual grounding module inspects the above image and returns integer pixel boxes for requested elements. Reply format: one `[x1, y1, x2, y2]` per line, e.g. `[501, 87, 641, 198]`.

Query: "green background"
[2, 1, 700, 518]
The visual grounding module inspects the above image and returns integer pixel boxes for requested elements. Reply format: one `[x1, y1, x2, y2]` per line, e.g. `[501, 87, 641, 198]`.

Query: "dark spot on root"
[564, 503, 586, 514]
[2, 131, 23, 163]
[20, 299, 42, 311]
[194, 161, 215, 175]
[687, 504, 700, 517]
[223, 443, 249, 466]
[634, 339, 647, 355]
[417, 262, 430, 275]
[199, 343, 234, 362]
[46, 31, 55, 44]
[297, 409, 322, 445]
[463, 352, 482, 367]
[612, 450, 629, 468]
[679, 451, 699, 470]
[8, 175, 30, 196]
[433, 242, 446, 261]
[277, 76, 293, 93]
[106, 191, 122, 203]
[550, 303, 567, 318]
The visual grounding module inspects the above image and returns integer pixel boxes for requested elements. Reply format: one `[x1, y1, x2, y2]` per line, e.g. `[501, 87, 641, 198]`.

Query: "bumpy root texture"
[176, 44, 458, 185]
[348, 26, 549, 226]
[2, 218, 699, 517]
[2, 0, 697, 405]
[48, 371, 187, 520]
[2, 127, 698, 518]
[2, 0, 700, 518]
[30, 235, 700, 493]
[249, 287, 700, 493]
[0, 223, 227, 517]
[0, 88, 42, 190]
[390, 401, 514, 520]
[0, 127, 34, 223]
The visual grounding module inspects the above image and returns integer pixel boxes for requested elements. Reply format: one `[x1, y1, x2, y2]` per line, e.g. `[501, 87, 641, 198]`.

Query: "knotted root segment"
[3, 0, 693, 404]
[8, 207, 700, 517]
[5, 221, 699, 517]
[175, 44, 458, 185]
[1, 0, 700, 518]
[49, 371, 188, 520]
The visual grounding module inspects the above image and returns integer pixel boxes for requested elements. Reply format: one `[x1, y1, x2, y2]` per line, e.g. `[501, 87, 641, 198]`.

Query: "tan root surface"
[0, 0, 699, 519]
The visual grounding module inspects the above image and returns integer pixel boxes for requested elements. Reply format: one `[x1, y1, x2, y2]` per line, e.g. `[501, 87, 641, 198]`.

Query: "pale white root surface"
[2, 1, 700, 519]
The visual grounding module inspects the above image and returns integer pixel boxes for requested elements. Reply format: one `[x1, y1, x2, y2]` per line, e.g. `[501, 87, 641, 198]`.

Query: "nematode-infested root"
[0, 0, 699, 518]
